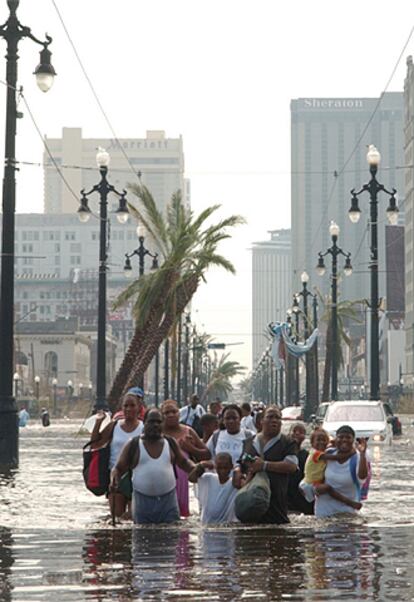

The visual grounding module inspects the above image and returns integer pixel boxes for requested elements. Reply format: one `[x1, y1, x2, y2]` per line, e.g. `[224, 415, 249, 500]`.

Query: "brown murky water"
[1, 419, 414, 601]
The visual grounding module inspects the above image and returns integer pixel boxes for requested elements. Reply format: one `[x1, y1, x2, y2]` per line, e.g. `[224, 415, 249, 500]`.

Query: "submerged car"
[322, 400, 392, 445]
[281, 405, 303, 421]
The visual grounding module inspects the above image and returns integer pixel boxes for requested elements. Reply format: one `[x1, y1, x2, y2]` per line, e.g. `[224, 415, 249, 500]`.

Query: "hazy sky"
[1, 0, 413, 373]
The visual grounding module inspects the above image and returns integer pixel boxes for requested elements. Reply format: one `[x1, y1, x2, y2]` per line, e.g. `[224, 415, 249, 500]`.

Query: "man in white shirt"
[179, 394, 205, 436]
[240, 402, 256, 433]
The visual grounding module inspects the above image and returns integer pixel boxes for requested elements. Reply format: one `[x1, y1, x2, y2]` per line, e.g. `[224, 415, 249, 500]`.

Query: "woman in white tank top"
[91, 393, 144, 519]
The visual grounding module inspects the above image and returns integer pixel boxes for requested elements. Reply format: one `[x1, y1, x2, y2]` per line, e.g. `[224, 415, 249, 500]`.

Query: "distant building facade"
[291, 93, 404, 302]
[10, 213, 140, 375]
[43, 128, 188, 215]
[15, 318, 92, 394]
[404, 57, 414, 375]
[252, 229, 292, 365]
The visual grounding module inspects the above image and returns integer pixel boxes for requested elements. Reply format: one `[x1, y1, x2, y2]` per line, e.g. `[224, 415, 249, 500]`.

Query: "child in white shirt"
[189, 453, 241, 524]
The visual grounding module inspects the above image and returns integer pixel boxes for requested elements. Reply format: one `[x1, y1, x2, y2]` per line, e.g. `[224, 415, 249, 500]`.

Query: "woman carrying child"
[312, 425, 368, 518]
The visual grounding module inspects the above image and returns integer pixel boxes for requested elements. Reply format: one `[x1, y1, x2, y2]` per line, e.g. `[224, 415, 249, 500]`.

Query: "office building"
[252, 229, 292, 365]
[291, 93, 404, 303]
[44, 128, 188, 215]
[404, 57, 414, 375]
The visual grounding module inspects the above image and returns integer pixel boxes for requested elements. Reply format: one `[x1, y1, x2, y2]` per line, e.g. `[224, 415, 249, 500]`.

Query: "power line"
[297, 22, 414, 276]
[50, 0, 142, 185]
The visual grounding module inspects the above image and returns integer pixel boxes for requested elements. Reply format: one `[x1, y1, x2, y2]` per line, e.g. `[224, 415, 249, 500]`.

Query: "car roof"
[328, 400, 381, 406]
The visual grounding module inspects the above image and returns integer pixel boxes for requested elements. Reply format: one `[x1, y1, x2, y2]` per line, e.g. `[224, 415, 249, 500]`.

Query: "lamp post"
[349, 145, 399, 400]
[79, 383, 83, 400]
[52, 377, 57, 416]
[123, 224, 158, 392]
[13, 372, 18, 399]
[317, 221, 352, 401]
[77, 148, 129, 412]
[294, 271, 319, 420]
[34, 375, 40, 401]
[123, 224, 158, 278]
[292, 295, 301, 403]
[0, 0, 56, 469]
[67, 379, 73, 402]
[182, 313, 191, 406]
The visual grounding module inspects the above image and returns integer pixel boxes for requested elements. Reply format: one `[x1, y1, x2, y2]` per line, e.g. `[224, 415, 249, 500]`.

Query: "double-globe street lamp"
[349, 145, 399, 400]
[0, 0, 56, 468]
[124, 224, 158, 395]
[77, 148, 129, 411]
[52, 377, 58, 416]
[317, 221, 352, 400]
[292, 271, 319, 420]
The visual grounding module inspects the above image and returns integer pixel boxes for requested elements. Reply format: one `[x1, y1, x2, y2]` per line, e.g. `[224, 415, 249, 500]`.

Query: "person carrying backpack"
[111, 408, 196, 524]
[179, 394, 205, 437]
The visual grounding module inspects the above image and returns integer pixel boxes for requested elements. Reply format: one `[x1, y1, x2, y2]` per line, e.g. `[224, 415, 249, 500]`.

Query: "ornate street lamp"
[34, 375, 40, 401]
[317, 221, 352, 400]
[77, 149, 129, 411]
[52, 377, 58, 416]
[123, 225, 158, 391]
[0, 0, 56, 469]
[293, 271, 319, 420]
[123, 225, 158, 278]
[349, 145, 398, 400]
[13, 372, 19, 398]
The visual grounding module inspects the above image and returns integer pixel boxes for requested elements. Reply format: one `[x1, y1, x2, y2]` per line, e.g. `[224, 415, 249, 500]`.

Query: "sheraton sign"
[303, 98, 364, 109]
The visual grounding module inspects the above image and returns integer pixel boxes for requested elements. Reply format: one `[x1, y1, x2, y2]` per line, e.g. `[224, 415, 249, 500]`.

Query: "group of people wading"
[90, 389, 369, 525]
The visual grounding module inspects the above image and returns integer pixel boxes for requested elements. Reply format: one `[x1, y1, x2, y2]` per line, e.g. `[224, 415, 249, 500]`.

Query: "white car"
[322, 400, 392, 445]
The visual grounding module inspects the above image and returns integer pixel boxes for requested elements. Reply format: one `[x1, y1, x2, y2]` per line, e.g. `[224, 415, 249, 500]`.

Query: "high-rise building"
[404, 57, 414, 374]
[291, 93, 404, 302]
[44, 128, 187, 214]
[252, 229, 292, 365]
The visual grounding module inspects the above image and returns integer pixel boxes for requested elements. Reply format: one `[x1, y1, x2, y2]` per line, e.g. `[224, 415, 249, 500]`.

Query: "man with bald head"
[111, 408, 196, 524]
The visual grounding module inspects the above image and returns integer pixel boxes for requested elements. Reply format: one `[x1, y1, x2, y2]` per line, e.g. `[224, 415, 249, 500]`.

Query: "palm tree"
[200, 352, 246, 403]
[107, 185, 244, 408]
[318, 294, 361, 401]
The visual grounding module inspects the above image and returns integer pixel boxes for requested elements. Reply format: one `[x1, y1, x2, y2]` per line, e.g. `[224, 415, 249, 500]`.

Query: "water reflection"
[2, 420, 414, 600]
[0, 527, 14, 602]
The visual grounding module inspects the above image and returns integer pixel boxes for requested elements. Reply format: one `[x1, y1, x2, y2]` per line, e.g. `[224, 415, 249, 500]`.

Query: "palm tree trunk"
[118, 274, 199, 394]
[107, 270, 180, 408]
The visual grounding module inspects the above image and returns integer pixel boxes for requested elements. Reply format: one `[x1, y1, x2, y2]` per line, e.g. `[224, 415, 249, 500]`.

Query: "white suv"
[322, 400, 392, 445]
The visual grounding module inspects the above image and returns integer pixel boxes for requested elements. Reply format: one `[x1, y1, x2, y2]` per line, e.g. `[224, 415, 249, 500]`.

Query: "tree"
[200, 352, 246, 403]
[107, 185, 244, 408]
[238, 374, 253, 402]
[318, 294, 361, 402]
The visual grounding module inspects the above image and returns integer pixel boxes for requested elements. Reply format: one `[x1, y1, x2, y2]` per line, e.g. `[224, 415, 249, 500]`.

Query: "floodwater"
[0, 419, 414, 601]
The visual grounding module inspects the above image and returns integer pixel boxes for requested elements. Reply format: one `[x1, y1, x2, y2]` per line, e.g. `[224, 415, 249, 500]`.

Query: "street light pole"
[292, 296, 301, 403]
[123, 224, 158, 391]
[34, 375, 40, 401]
[294, 271, 318, 420]
[78, 148, 129, 412]
[0, 0, 56, 469]
[349, 145, 399, 400]
[52, 378, 57, 416]
[317, 221, 352, 400]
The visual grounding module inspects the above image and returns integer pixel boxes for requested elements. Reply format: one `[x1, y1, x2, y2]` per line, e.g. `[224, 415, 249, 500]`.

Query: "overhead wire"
[50, 0, 143, 185]
[297, 22, 414, 276]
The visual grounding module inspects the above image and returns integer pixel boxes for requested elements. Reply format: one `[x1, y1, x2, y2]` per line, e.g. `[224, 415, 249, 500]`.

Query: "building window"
[70, 256, 81, 265]
[65, 232, 76, 241]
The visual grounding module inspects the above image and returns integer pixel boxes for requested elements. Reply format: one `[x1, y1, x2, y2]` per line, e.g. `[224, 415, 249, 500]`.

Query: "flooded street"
[1, 419, 414, 601]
